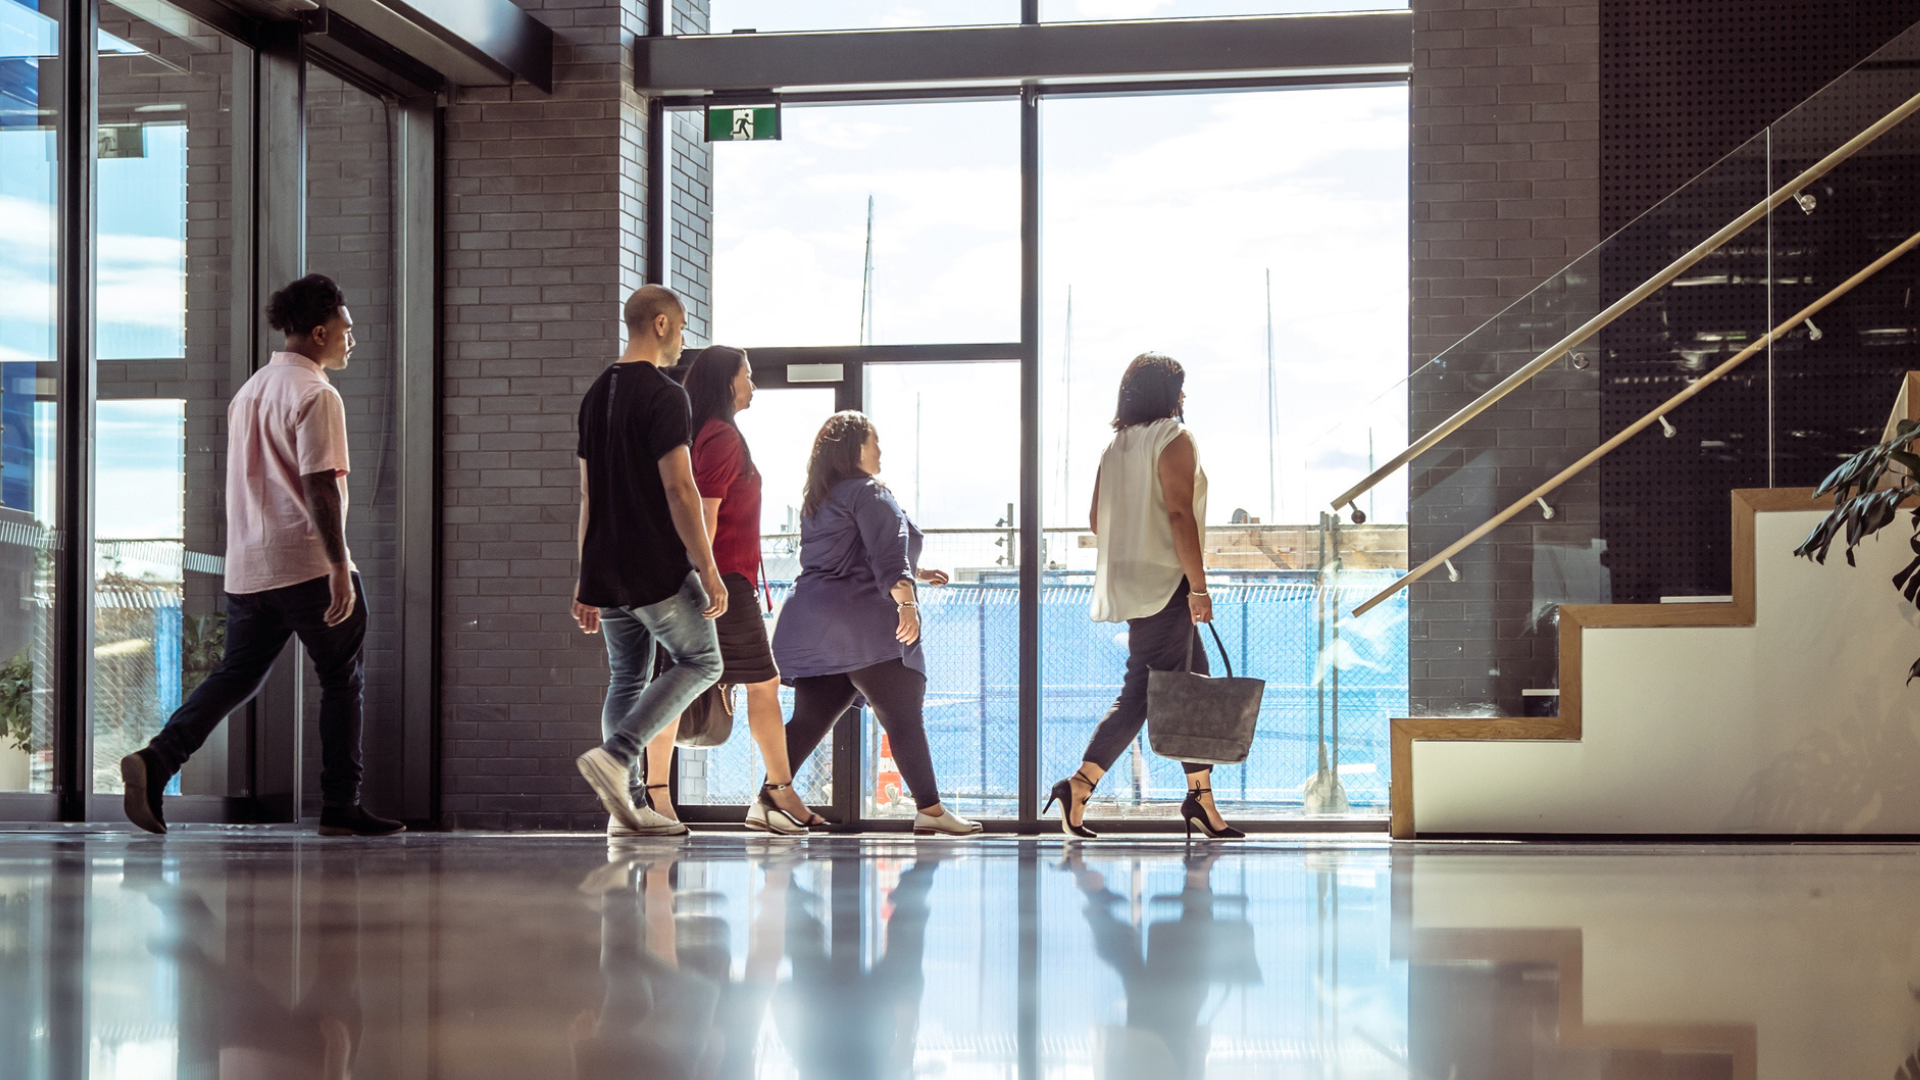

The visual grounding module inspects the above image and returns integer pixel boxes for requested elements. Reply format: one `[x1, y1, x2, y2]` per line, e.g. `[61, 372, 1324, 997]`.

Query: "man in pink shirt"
[120, 274, 402, 837]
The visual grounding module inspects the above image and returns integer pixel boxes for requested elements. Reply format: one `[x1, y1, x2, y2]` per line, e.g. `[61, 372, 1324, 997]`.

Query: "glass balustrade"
[1307, 19, 1920, 721]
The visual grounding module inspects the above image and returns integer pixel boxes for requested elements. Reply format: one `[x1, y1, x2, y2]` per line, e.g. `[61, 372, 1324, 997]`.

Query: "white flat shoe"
[912, 808, 984, 837]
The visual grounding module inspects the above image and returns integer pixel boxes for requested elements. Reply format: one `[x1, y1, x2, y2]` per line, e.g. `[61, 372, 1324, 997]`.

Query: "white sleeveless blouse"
[1090, 417, 1208, 623]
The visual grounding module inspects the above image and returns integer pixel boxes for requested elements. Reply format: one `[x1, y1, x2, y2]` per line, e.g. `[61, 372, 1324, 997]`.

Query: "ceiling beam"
[638, 12, 1411, 96]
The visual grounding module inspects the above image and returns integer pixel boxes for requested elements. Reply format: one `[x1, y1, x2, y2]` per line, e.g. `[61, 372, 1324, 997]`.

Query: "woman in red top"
[645, 346, 823, 833]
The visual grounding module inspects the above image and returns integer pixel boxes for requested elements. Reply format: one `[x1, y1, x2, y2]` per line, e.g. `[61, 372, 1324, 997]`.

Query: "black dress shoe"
[318, 805, 406, 837]
[119, 750, 170, 835]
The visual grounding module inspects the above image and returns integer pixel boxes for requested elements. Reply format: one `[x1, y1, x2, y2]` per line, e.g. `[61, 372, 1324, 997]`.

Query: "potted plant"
[1794, 417, 1920, 679]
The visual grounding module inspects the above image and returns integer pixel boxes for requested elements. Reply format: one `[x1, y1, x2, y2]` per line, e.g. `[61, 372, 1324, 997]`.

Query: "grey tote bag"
[1146, 623, 1265, 766]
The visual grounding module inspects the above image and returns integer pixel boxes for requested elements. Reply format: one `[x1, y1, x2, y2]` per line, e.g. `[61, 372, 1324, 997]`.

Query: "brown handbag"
[676, 681, 736, 748]
[1145, 623, 1264, 766]
[651, 645, 736, 748]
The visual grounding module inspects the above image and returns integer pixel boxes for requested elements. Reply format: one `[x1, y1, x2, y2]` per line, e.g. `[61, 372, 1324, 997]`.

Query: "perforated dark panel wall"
[1596, 0, 1920, 603]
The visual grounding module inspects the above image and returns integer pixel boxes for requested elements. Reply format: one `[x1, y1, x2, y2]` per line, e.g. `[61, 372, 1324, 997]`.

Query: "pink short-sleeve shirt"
[223, 351, 354, 594]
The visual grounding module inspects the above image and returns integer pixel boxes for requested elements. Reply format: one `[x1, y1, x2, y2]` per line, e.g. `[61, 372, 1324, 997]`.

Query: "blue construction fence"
[690, 569, 1408, 816]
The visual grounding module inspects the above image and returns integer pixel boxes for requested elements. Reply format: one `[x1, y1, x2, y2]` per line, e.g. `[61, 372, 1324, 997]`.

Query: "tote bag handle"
[1182, 622, 1235, 679]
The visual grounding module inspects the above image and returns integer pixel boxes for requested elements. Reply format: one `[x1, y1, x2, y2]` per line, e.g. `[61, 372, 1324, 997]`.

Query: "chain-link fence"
[683, 529, 1408, 819]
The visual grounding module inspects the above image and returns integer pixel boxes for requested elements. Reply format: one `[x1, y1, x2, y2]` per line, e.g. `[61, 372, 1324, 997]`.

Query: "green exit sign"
[706, 106, 781, 142]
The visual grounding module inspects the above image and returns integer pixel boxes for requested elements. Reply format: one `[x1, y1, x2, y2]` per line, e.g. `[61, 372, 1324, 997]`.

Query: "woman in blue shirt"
[771, 411, 983, 836]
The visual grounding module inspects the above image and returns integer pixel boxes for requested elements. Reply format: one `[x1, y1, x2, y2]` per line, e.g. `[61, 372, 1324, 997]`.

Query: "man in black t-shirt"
[573, 285, 726, 838]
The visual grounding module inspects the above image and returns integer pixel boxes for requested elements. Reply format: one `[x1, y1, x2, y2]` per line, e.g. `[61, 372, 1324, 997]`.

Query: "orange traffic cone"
[875, 733, 904, 808]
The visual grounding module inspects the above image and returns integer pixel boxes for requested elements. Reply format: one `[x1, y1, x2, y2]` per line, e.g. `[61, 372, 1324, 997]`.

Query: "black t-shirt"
[576, 361, 694, 609]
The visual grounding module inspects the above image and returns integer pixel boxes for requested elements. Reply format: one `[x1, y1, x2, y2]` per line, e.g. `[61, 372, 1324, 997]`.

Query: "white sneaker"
[578, 747, 651, 835]
[608, 803, 689, 838]
[912, 807, 984, 837]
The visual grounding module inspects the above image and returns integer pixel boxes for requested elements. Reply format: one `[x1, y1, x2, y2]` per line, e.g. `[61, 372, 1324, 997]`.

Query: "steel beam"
[54, 0, 98, 822]
[639, 12, 1410, 95]
[316, 0, 552, 90]
[1017, 86, 1041, 828]
[746, 344, 1022, 366]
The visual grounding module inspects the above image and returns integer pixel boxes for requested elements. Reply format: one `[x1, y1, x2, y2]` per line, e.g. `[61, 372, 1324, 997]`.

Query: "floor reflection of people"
[571, 852, 723, 1078]
[679, 848, 797, 1080]
[774, 852, 945, 1079]
[124, 855, 362, 1080]
[1063, 851, 1261, 1080]
[574, 846, 803, 1080]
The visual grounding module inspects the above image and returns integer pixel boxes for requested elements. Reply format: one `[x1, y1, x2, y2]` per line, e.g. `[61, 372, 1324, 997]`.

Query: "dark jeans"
[146, 572, 367, 806]
[1081, 578, 1211, 776]
[786, 659, 941, 810]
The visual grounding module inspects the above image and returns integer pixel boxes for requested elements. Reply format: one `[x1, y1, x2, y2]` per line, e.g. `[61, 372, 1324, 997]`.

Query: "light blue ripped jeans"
[599, 571, 723, 765]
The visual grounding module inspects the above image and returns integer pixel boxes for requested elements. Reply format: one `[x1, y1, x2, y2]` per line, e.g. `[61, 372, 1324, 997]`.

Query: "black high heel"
[1181, 787, 1244, 841]
[1044, 767, 1100, 840]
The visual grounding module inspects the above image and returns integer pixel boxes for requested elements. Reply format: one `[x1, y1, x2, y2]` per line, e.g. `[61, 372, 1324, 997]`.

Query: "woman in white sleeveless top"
[1045, 354, 1243, 840]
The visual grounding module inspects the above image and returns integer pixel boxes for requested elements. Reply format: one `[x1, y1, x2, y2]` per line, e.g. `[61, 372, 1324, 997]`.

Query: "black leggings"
[786, 659, 942, 810]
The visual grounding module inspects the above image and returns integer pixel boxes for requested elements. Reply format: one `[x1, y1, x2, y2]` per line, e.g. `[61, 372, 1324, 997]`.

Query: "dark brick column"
[439, 0, 650, 829]
[1408, 0, 1601, 717]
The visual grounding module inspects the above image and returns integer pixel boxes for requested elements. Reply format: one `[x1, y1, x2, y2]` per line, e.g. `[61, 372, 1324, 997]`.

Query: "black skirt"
[652, 572, 779, 684]
[712, 572, 779, 684]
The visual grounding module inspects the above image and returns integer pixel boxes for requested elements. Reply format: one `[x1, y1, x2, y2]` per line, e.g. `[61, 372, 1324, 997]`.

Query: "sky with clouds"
[698, 84, 1410, 543]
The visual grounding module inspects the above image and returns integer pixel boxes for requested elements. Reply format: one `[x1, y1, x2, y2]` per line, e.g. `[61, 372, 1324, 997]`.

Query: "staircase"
[1310, 17, 1920, 836]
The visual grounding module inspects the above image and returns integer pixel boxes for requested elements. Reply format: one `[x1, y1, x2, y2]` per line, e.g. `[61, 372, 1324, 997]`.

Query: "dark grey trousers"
[1080, 577, 1211, 775]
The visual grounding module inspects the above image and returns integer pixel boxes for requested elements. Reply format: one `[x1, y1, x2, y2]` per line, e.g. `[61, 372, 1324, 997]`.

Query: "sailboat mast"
[859, 194, 875, 346]
[1061, 285, 1073, 524]
[1266, 269, 1277, 524]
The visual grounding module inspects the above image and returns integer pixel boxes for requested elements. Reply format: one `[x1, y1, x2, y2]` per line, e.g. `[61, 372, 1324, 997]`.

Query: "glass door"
[675, 378, 838, 812]
[300, 63, 402, 819]
[860, 360, 1020, 821]
[89, 2, 241, 810]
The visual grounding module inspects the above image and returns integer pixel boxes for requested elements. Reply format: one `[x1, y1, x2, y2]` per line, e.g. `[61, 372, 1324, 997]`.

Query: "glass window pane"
[1044, 0, 1406, 20]
[862, 361, 1020, 820]
[674, 100, 1020, 347]
[92, 1, 235, 797]
[0, 0, 60, 795]
[689, 0, 1021, 35]
[302, 65, 402, 818]
[1040, 87, 1409, 819]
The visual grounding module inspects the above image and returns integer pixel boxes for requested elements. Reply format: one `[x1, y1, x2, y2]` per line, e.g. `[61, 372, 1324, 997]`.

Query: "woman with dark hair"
[642, 346, 823, 834]
[1045, 353, 1244, 840]
[769, 411, 982, 836]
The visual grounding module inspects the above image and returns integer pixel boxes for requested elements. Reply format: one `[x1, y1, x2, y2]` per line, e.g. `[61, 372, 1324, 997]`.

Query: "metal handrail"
[1350, 225, 1920, 618]
[1328, 85, 1920, 517]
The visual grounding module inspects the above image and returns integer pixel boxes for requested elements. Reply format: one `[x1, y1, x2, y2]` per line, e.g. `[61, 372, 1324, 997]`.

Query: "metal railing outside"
[682, 525, 1407, 818]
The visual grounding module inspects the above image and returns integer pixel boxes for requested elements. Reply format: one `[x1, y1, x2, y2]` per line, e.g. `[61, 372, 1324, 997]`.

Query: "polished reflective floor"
[4, 831, 1915, 1078]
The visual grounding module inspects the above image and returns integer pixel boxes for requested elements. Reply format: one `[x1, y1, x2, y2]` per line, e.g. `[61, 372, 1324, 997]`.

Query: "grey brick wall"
[669, 0, 707, 35]
[668, 108, 713, 344]
[439, 0, 651, 830]
[1408, 0, 1602, 717]
[665, 1, 712, 343]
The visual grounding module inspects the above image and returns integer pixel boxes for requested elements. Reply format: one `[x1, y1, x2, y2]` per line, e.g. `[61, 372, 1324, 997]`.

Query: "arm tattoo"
[301, 472, 349, 566]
